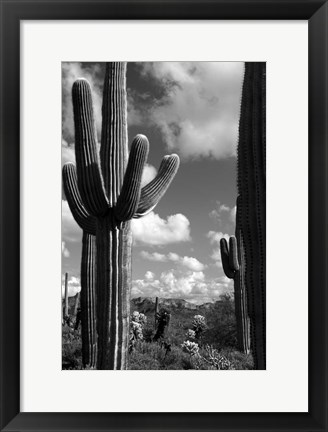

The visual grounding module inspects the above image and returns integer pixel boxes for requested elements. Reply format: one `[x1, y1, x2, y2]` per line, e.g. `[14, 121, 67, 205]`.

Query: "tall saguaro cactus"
[220, 216, 250, 354]
[62, 165, 97, 369]
[63, 62, 179, 369]
[237, 62, 266, 369]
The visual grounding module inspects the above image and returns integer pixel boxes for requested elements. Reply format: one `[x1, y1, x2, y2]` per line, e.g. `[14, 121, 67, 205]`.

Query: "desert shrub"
[203, 295, 238, 349]
[129, 341, 190, 370]
[62, 325, 82, 369]
[218, 347, 254, 370]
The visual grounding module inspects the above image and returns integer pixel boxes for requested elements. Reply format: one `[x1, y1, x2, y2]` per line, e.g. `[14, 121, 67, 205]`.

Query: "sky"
[62, 62, 245, 304]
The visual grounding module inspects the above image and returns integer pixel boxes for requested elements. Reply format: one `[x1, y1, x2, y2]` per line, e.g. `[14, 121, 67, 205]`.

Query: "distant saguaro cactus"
[63, 272, 69, 319]
[220, 229, 250, 354]
[154, 308, 171, 341]
[63, 165, 97, 369]
[237, 62, 266, 369]
[63, 62, 179, 369]
[74, 292, 80, 316]
[154, 296, 159, 329]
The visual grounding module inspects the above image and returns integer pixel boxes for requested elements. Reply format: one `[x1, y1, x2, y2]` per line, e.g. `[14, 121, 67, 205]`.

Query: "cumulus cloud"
[62, 199, 82, 242]
[230, 205, 236, 223]
[141, 163, 157, 187]
[140, 250, 205, 271]
[62, 139, 75, 167]
[207, 231, 230, 266]
[131, 211, 191, 246]
[132, 62, 244, 160]
[209, 201, 236, 225]
[62, 275, 81, 298]
[62, 241, 70, 258]
[131, 268, 232, 304]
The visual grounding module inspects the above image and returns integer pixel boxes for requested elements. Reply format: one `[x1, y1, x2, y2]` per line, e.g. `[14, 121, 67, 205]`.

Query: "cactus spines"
[63, 272, 69, 319]
[237, 62, 266, 369]
[63, 62, 179, 369]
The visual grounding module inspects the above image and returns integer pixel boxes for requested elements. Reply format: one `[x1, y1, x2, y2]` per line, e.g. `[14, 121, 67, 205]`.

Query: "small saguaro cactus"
[154, 296, 159, 329]
[74, 292, 80, 316]
[63, 62, 179, 369]
[237, 62, 266, 369]
[63, 272, 69, 319]
[63, 165, 97, 369]
[220, 231, 250, 354]
[154, 308, 171, 341]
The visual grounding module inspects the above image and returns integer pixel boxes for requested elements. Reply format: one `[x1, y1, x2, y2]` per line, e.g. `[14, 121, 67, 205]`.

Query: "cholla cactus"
[203, 345, 234, 370]
[185, 329, 196, 340]
[131, 311, 147, 326]
[129, 311, 147, 352]
[192, 314, 207, 339]
[63, 62, 180, 369]
[181, 340, 200, 357]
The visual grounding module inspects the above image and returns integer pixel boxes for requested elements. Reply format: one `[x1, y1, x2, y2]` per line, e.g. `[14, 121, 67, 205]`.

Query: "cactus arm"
[134, 154, 180, 218]
[228, 236, 240, 272]
[115, 135, 149, 221]
[100, 62, 128, 205]
[62, 163, 96, 235]
[220, 238, 236, 279]
[72, 79, 109, 216]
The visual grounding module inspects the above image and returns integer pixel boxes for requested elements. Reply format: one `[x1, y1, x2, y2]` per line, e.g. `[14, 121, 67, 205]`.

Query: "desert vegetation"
[62, 295, 254, 370]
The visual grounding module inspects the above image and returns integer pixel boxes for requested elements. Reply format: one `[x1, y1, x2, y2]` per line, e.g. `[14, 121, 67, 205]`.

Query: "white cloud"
[141, 163, 157, 187]
[131, 268, 232, 304]
[144, 270, 155, 281]
[134, 62, 244, 160]
[131, 211, 191, 246]
[209, 201, 233, 224]
[230, 206, 236, 223]
[62, 275, 81, 298]
[62, 200, 82, 243]
[62, 139, 75, 166]
[141, 250, 205, 271]
[62, 241, 70, 258]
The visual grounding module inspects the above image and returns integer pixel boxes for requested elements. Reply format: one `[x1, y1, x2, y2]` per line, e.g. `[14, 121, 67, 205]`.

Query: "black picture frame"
[1, 1, 327, 431]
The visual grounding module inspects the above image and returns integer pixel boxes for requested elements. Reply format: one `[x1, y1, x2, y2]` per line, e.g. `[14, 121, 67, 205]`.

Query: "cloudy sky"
[62, 62, 244, 304]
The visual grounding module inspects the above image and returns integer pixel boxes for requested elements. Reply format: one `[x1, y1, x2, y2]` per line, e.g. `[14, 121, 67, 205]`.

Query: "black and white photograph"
[62, 61, 266, 371]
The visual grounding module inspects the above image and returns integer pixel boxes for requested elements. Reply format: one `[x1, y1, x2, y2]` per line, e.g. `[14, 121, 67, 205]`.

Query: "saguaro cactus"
[154, 296, 159, 329]
[74, 292, 80, 316]
[63, 272, 69, 319]
[63, 62, 179, 369]
[237, 62, 266, 369]
[62, 165, 97, 369]
[220, 227, 250, 354]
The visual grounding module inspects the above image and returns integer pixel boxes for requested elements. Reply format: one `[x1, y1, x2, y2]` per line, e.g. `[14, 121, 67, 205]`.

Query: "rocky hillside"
[131, 296, 216, 313]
